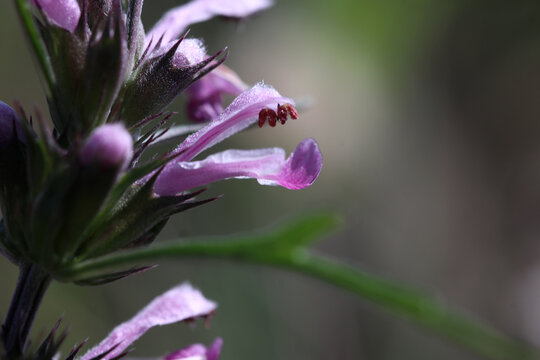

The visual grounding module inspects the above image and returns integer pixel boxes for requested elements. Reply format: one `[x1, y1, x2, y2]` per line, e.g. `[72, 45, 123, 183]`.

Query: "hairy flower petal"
[154, 139, 322, 195]
[80, 283, 217, 360]
[186, 65, 248, 122]
[175, 83, 293, 162]
[31, 0, 81, 33]
[146, 0, 273, 46]
[165, 338, 223, 360]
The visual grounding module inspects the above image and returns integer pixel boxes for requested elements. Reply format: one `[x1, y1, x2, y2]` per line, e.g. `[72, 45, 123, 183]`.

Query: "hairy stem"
[2, 263, 51, 358]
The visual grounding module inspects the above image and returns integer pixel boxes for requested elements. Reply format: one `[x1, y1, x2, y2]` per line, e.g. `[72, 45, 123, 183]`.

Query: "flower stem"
[2, 263, 51, 358]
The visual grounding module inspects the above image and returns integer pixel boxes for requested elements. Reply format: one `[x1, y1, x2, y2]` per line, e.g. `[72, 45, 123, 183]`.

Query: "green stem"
[14, 0, 55, 94]
[67, 241, 538, 360]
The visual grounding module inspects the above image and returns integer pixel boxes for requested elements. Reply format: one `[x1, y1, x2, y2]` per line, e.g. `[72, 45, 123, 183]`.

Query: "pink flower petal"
[80, 284, 217, 360]
[154, 139, 322, 195]
[165, 338, 223, 360]
[146, 0, 273, 46]
[31, 0, 81, 33]
[186, 65, 248, 122]
[175, 83, 293, 162]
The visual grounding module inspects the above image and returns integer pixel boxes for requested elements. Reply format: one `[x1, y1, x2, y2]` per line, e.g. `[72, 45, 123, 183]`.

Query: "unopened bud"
[0, 101, 23, 150]
[0, 101, 28, 252]
[80, 123, 133, 170]
[31, 0, 81, 33]
[80, 2, 128, 128]
[122, 38, 225, 126]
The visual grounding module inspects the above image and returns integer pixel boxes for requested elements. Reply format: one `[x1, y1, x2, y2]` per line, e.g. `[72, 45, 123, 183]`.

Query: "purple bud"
[30, 0, 81, 33]
[80, 124, 133, 170]
[0, 101, 23, 150]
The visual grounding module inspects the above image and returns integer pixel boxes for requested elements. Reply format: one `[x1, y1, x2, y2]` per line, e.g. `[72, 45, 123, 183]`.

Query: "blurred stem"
[14, 0, 54, 94]
[2, 263, 51, 358]
[66, 213, 538, 360]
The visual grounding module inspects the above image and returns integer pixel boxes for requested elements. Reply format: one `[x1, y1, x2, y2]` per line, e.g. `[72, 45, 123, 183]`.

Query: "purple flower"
[30, 0, 81, 33]
[165, 338, 223, 360]
[145, 0, 273, 47]
[80, 124, 133, 170]
[140, 0, 268, 123]
[153, 83, 322, 196]
[81, 283, 220, 360]
[186, 65, 248, 123]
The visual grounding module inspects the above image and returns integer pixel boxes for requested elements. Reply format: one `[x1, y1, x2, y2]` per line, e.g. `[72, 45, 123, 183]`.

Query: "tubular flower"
[186, 64, 248, 122]
[139, 0, 265, 124]
[145, 0, 273, 47]
[154, 84, 322, 196]
[81, 283, 221, 360]
[0, 0, 322, 358]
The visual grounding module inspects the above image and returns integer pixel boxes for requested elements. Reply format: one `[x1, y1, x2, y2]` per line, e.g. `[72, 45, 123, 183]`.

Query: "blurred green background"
[2, 0, 540, 359]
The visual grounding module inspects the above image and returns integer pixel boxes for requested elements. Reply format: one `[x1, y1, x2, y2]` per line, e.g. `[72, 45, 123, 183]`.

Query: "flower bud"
[0, 101, 26, 186]
[79, 3, 128, 128]
[0, 101, 23, 150]
[121, 38, 225, 126]
[38, 124, 133, 259]
[80, 123, 133, 170]
[31, 0, 81, 33]
[0, 101, 28, 261]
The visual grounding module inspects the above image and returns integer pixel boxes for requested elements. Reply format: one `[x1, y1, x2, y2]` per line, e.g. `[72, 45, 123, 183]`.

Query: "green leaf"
[62, 213, 539, 359]
[14, 0, 55, 94]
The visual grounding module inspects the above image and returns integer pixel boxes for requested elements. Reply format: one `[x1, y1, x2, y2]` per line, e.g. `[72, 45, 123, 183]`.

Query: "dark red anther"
[268, 115, 277, 127]
[258, 108, 278, 128]
[277, 103, 287, 124]
[277, 103, 298, 125]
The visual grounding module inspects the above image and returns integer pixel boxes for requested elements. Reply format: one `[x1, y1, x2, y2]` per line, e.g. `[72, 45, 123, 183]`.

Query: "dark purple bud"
[0, 101, 29, 253]
[0, 101, 23, 150]
[80, 124, 133, 170]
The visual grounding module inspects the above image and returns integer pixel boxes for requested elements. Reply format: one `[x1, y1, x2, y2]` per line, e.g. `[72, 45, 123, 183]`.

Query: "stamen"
[258, 103, 298, 128]
[258, 108, 278, 128]
[277, 103, 298, 125]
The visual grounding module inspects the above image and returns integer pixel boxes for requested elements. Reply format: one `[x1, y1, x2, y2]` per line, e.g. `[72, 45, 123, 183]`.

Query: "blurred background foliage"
[2, 0, 540, 359]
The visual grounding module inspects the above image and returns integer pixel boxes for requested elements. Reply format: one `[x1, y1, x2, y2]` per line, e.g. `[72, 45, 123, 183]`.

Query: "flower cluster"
[0, 0, 322, 359]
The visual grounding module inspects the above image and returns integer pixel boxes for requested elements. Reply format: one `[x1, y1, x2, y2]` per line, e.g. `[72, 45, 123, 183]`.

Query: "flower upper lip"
[80, 283, 219, 360]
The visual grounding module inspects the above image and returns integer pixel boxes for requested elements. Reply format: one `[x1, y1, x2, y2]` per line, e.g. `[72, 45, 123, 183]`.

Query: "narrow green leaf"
[62, 213, 538, 359]
[277, 251, 537, 360]
[14, 0, 55, 94]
